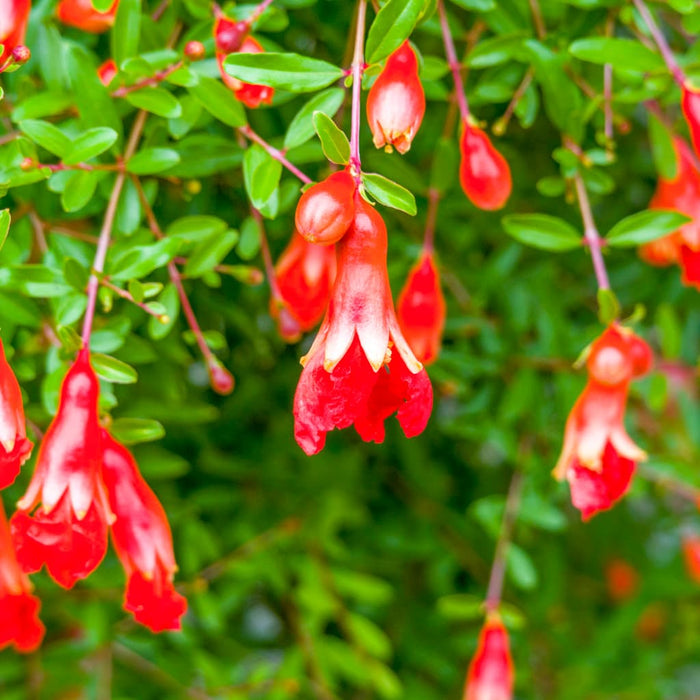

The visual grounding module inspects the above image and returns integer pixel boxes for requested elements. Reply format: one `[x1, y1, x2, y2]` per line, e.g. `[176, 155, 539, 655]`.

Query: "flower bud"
[464, 614, 514, 700]
[184, 40, 205, 61]
[214, 15, 250, 54]
[0, 0, 31, 65]
[459, 121, 512, 211]
[11, 45, 30, 65]
[206, 356, 235, 395]
[295, 171, 356, 245]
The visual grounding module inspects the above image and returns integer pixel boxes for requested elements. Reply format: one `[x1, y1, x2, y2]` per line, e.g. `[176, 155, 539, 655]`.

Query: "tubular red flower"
[0, 0, 31, 65]
[464, 614, 514, 700]
[681, 84, 700, 161]
[552, 325, 652, 520]
[459, 121, 512, 211]
[56, 0, 118, 33]
[0, 338, 33, 490]
[273, 231, 337, 336]
[396, 251, 446, 365]
[0, 498, 44, 653]
[295, 170, 356, 245]
[366, 41, 425, 155]
[11, 349, 113, 589]
[97, 58, 118, 87]
[100, 430, 187, 632]
[293, 196, 433, 455]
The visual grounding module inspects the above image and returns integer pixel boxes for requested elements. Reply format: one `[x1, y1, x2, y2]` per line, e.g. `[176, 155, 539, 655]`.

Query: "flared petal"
[0, 592, 45, 653]
[125, 568, 187, 633]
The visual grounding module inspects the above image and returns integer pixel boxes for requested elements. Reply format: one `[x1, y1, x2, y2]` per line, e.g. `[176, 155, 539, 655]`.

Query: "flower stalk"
[437, 0, 470, 123]
[348, 0, 367, 181]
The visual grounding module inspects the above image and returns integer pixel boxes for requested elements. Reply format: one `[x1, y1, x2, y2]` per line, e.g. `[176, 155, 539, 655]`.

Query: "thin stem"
[249, 0, 274, 24]
[493, 69, 533, 136]
[111, 61, 183, 98]
[238, 125, 312, 184]
[573, 173, 610, 291]
[485, 471, 523, 612]
[253, 207, 283, 303]
[348, 0, 367, 179]
[638, 465, 700, 503]
[632, 0, 685, 84]
[438, 0, 470, 123]
[528, 0, 546, 38]
[423, 187, 441, 254]
[100, 278, 168, 321]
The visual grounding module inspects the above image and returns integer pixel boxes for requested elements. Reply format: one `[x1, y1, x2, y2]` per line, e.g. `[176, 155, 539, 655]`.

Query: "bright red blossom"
[0, 0, 31, 65]
[459, 121, 512, 211]
[56, 0, 118, 32]
[366, 41, 425, 155]
[293, 196, 433, 455]
[0, 499, 44, 653]
[464, 614, 514, 700]
[11, 350, 113, 589]
[397, 251, 446, 365]
[0, 337, 33, 489]
[101, 430, 187, 632]
[553, 325, 652, 520]
[681, 84, 700, 161]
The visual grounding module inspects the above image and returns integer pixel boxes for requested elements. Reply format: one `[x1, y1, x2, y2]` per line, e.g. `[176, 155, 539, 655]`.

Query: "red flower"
[463, 614, 514, 700]
[56, 0, 118, 32]
[681, 84, 700, 161]
[293, 196, 433, 455]
[366, 41, 425, 154]
[396, 251, 446, 365]
[683, 534, 700, 584]
[97, 58, 118, 87]
[459, 121, 511, 211]
[0, 498, 44, 653]
[295, 170, 356, 245]
[273, 231, 337, 334]
[0, 337, 33, 490]
[553, 325, 652, 520]
[0, 0, 31, 65]
[11, 350, 113, 589]
[640, 137, 700, 290]
[100, 430, 187, 632]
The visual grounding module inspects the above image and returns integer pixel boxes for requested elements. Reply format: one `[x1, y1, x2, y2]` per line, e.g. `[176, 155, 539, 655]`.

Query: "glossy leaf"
[502, 213, 581, 251]
[312, 111, 350, 165]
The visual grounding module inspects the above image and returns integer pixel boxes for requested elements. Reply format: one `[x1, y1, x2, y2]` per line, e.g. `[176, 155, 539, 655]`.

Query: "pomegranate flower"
[273, 231, 337, 334]
[396, 250, 446, 366]
[682, 83, 700, 161]
[0, 0, 31, 66]
[11, 349, 113, 589]
[463, 614, 514, 700]
[0, 498, 44, 653]
[293, 196, 433, 455]
[101, 430, 187, 632]
[552, 325, 652, 520]
[459, 121, 512, 211]
[56, 0, 118, 33]
[366, 41, 425, 154]
[0, 337, 33, 490]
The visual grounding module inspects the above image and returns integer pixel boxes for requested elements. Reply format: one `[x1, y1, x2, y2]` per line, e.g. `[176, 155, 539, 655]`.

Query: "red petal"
[0, 436, 33, 490]
[0, 592, 45, 653]
[125, 569, 187, 633]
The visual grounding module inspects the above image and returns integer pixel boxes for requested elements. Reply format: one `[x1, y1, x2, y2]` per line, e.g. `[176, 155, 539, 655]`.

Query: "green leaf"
[63, 128, 118, 165]
[223, 52, 344, 92]
[430, 137, 458, 194]
[597, 288, 620, 325]
[61, 171, 99, 212]
[111, 0, 141, 67]
[91, 353, 138, 384]
[312, 111, 350, 165]
[570, 38, 664, 72]
[243, 144, 282, 210]
[184, 229, 240, 277]
[0, 210, 10, 253]
[125, 88, 182, 118]
[436, 594, 484, 620]
[188, 76, 247, 128]
[648, 112, 678, 180]
[362, 173, 417, 215]
[166, 215, 229, 243]
[19, 120, 72, 158]
[365, 0, 425, 64]
[450, 0, 496, 9]
[109, 238, 181, 280]
[284, 88, 345, 150]
[501, 213, 581, 251]
[109, 417, 166, 444]
[56, 325, 83, 353]
[507, 543, 538, 591]
[467, 32, 526, 68]
[127, 148, 180, 174]
[605, 210, 690, 247]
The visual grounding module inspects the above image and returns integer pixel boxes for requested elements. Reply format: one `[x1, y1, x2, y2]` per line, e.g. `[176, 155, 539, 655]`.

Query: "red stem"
[111, 61, 183, 98]
[239, 125, 312, 184]
[423, 188, 440, 254]
[348, 0, 367, 182]
[437, 0, 470, 123]
[100, 278, 167, 320]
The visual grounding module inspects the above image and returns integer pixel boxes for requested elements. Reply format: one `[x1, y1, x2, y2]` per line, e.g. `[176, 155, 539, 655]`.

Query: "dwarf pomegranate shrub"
[0, 0, 699, 697]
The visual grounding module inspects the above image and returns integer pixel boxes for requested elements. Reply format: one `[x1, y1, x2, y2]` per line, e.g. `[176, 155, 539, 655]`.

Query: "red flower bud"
[682, 83, 700, 161]
[184, 40, 205, 61]
[11, 44, 30, 65]
[459, 121, 512, 211]
[56, 0, 119, 32]
[366, 41, 425, 154]
[295, 171, 356, 245]
[0, 337, 33, 490]
[464, 615, 514, 700]
[214, 15, 250, 54]
[396, 251, 446, 365]
[206, 356, 235, 395]
[97, 58, 118, 87]
[0, 0, 31, 66]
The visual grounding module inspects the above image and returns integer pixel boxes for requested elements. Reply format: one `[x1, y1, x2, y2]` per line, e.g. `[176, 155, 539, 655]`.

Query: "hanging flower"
[293, 195, 433, 455]
[273, 231, 337, 335]
[56, 0, 118, 33]
[100, 430, 187, 632]
[366, 41, 425, 155]
[0, 0, 31, 66]
[0, 498, 44, 653]
[640, 137, 700, 290]
[0, 337, 33, 490]
[396, 250, 446, 365]
[463, 613, 514, 700]
[459, 121, 512, 211]
[11, 350, 113, 589]
[552, 324, 653, 520]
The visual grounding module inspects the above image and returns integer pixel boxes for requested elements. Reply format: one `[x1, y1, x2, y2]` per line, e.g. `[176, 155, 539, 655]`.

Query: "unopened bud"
[184, 41, 205, 61]
[214, 18, 250, 54]
[206, 356, 235, 395]
[20, 157, 34, 171]
[12, 46, 31, 65]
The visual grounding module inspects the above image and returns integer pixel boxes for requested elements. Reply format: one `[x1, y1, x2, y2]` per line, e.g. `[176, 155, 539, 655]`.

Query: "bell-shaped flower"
[11, 350, 113, 588]
[552, 325, 652, 520]
[459, 121, 511, 211]
[464, 614, 514, 700]
[56, 0, 118, 32]
[0, 498, 44, 653]
[0, 0, 31, 66]
[396, 250, 446, 365]
[100, 430, 187, 632]
[273, 231, 337, 336]
[366, 41, 425, 155]
[0, 338, 33, 490]
[293, 196, 433, 455]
